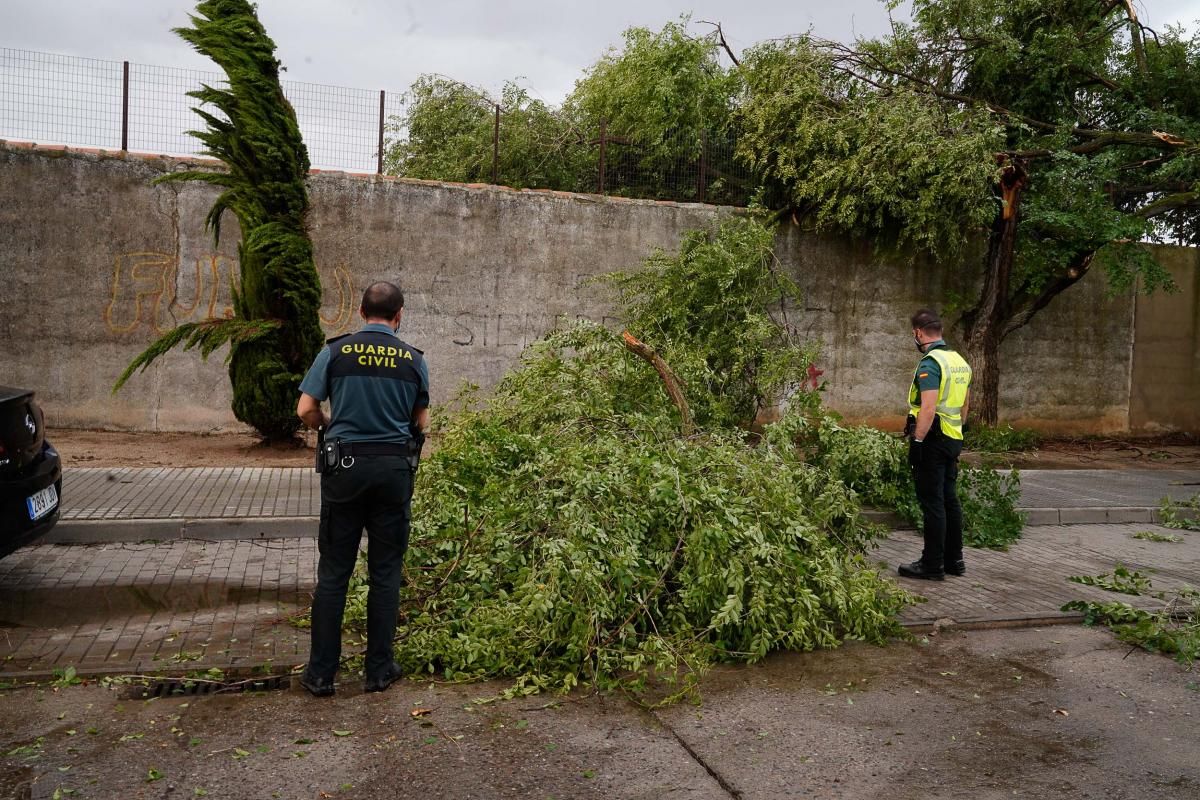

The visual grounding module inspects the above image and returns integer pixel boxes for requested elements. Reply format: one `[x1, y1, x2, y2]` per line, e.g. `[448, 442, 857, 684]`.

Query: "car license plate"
[27, 484, 58, 521]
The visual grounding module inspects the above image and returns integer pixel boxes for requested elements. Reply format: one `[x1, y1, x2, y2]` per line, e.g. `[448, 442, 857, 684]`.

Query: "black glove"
[407, 428, 426, 472]
[908, 438, 924, 469]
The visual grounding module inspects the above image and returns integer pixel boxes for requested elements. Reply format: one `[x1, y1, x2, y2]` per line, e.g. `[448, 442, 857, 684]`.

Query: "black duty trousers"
[306, 454, 413, 683]
[909, 428, 965, 570]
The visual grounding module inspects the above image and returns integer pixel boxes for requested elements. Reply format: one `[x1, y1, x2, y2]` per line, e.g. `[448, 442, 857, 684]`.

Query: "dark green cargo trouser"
[305, 454, 413, 684]
[909, 425, 964, 571]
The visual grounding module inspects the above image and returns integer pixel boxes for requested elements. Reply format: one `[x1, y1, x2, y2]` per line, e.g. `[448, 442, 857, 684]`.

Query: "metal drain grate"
[124, 674, 291, 699]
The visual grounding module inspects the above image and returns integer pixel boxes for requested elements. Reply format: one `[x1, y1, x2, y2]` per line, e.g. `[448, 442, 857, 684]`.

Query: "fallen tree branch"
[698, 20, 741, 67]
[622, 331, 694, 436]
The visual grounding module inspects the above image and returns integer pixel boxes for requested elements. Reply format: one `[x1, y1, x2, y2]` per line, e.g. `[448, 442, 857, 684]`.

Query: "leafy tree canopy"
[737, 0, 1200, 422]
[736, 39, 1003, 260]
[565, 16, 740, 159]
[378, 2, 1200, 423]
[384, 16, 740, 198]
[385, 77, 591, 191]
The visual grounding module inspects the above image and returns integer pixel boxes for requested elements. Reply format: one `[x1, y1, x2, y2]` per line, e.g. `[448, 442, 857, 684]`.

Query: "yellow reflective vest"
[908, 347, 972, 440]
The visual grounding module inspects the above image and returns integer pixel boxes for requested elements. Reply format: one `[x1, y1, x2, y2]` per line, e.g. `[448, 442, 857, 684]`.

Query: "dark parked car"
[1, 386, 61, 557]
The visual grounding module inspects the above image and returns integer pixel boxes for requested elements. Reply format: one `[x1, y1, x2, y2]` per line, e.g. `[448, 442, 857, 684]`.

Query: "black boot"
[898, 560, 945, 581]
[945, 560, 966, 576]
[299, 672, 335, 698]
[364, 661, 404, 694]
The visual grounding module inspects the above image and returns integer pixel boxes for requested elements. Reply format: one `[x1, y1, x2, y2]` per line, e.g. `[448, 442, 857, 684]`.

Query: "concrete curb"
[0, 578, 313, 628]
[0, 660, 309, 685]
[901, 614, 1086, 634]
[1021, 507, 1165, 526]
[47, 517, 319, 543]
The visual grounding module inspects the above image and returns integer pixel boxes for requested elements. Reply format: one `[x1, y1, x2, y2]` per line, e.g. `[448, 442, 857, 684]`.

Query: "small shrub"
[793, 415, 1024, 550]
[958, 467, 1025, 549]
[964, 424, 1040, 453]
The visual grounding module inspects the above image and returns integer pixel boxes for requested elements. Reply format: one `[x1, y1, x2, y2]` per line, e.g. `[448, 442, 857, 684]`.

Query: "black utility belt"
[340, 441, 416, 457]
[317, 438, 418, 473]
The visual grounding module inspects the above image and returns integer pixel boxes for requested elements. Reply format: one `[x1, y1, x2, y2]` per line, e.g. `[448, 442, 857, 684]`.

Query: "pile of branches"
[337, 216, 1018, 700]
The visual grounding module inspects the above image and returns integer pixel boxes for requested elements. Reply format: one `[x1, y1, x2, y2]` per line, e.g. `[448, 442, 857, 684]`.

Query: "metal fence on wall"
[595, 126, 755, 207]
[1, 48, 405, 172]
[1, 47, 754, 205]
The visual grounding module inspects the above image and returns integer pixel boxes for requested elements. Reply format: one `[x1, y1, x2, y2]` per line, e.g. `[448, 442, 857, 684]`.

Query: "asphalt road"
[1, 625, 1196, 799]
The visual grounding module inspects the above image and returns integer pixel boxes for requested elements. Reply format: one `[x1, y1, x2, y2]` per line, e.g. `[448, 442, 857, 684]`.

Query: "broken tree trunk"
[960, 160, 1026, 427]
[622, 331, 694, 436]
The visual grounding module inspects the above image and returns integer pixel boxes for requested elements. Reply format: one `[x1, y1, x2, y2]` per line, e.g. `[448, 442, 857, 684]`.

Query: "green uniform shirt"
[912, 340, 949, 395]
[299, 323, 430, 443]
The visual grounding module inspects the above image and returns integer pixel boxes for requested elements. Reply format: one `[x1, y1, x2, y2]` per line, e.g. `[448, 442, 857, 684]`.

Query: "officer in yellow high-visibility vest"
[899, 309, 972, 581]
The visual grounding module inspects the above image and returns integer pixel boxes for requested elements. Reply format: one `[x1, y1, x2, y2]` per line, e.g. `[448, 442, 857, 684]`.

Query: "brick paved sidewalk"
[0, 539, 318, 681]
[874, 523, 1198, 626]
[52, 468, 1200, 543]
[65, 468, 319, 520]
[2, 522, 1195, 681]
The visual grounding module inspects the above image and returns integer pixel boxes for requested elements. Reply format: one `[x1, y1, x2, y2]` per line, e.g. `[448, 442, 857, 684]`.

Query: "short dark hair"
[910, 308, 943, 334]
[361, 281, 404, 320]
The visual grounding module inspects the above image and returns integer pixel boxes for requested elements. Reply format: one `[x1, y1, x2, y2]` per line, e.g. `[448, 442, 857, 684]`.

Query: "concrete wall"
[772, 232, 1138, 433]
[0, 142, 727, 432]
[0, 141, 1193, 434]
[1130, 246, 1200, 433]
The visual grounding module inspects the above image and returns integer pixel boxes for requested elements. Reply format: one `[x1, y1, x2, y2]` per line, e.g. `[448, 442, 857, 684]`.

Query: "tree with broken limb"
[114, 0, 324, 441]
[621, 331, 695, 436]
[735, 0, 1200, 424]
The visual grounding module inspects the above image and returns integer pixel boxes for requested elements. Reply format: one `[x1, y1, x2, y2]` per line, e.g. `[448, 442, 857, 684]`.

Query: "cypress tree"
[114, 0, 324, 442]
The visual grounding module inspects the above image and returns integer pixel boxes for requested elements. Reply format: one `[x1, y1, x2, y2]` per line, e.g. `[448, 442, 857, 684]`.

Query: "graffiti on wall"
[104, 251, 619, 351]
[103, 251, 356, 336]
[444, 312, 622, 349]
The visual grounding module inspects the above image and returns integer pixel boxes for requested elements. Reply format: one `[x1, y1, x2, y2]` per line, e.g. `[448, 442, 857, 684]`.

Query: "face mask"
[914, 336, 924, 353]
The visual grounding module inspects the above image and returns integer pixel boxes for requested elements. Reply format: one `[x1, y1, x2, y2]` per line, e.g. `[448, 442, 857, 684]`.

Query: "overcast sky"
[6, 1, 1200, 102]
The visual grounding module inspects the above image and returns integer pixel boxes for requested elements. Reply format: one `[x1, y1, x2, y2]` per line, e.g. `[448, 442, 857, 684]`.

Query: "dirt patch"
[47, 429, 443, 469]
[50, 427, 1200, 472]
[965, 433, 1200, 471]
[48, 428, 317, 469]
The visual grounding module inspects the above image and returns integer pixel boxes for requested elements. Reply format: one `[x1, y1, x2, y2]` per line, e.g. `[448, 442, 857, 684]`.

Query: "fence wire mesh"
[127, 60, 222, 158]
[1, 48, 400, 171]
[286, 80, 386, 173]
[1, 48, 123, 151]
[600, 129, 756, 207]
[2, 47, 755, 205]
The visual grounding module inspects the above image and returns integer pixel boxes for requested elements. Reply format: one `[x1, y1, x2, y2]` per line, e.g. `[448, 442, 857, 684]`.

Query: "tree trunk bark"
[622, 331, 694, 436]
[959, 160, 1026, 427]
[960, 331, 1002, 426]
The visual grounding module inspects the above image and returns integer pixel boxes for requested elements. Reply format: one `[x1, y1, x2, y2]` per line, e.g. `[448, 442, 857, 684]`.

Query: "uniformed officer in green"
[295, 281, 430, 696]
[899, 309, 972, 581]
